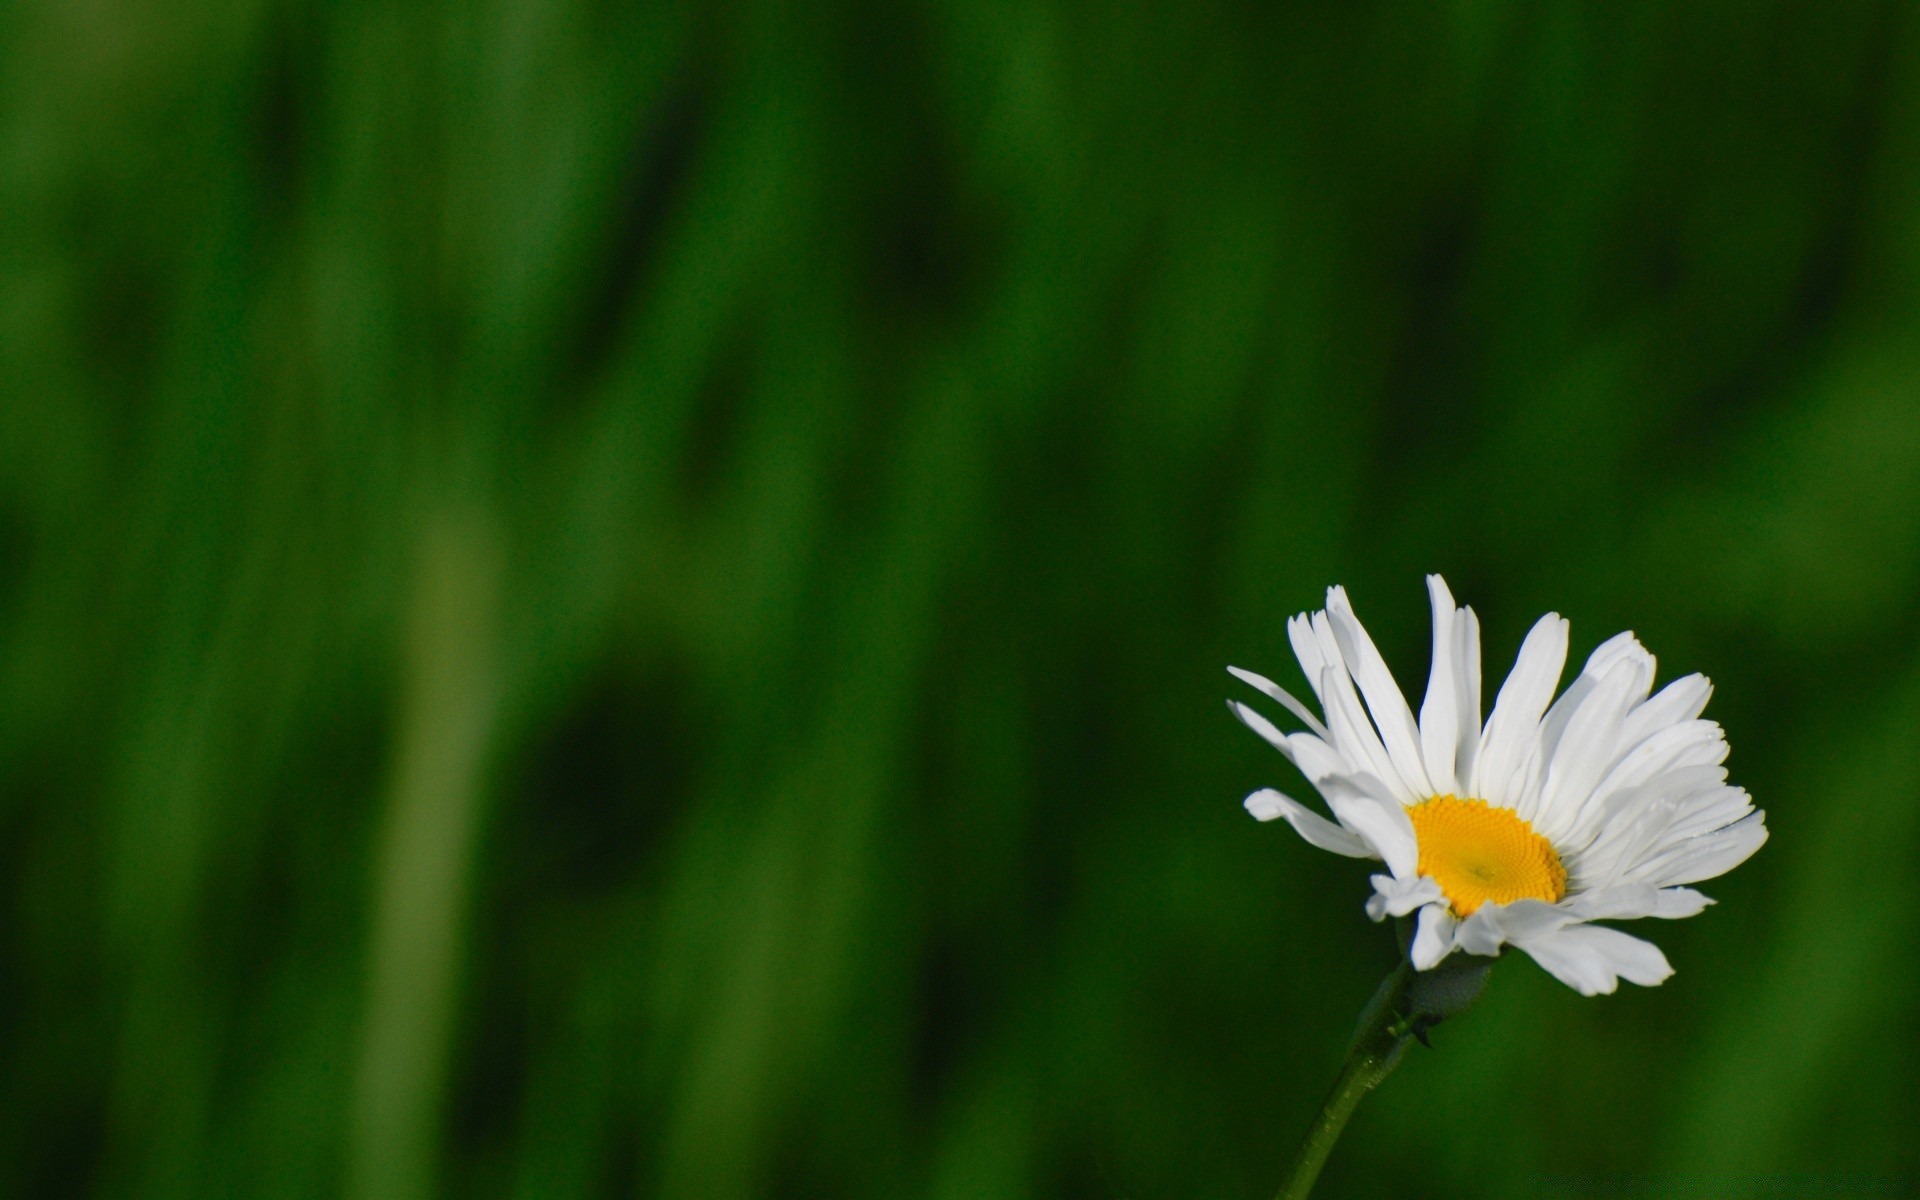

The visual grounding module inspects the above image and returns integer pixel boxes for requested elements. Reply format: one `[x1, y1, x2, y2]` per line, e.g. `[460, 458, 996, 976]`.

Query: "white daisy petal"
[1283, 731, 1352, 786]
[1658, 786, 1757, 845]
[1242, 788, 1290, 821]
[1227, 699, 1295, 759]
[1324, 774, 1420, 879]
[1452, 603, 1482, 785]
[1227, 665, 1332, 742]
[1244, 788, 1377, 858]
[1515, 931, 1617, 994]
[1419, 575, 1461, 796]
[1568, 777, 1737, 883]
[1365, 873, 1443, 921]
[1452, 897, 1579, 956]
[1569, 769, 1742, 892]
[1410, 903, 1458, 969]
[1452, 906, 1509, 956]
[1472, 612, 1569, 808]
[1581, 926, 1675, 987]
[1483, 897, 1571, 941]
[1326, 586, 1434, 797]
[1535, 632, 1654, 772]
[1649, 887, 1715, 919]
[1566, 885, 1714, 921]
[1569, 719, 1730, 847]
[1514, 923, 1673, 994]
[1287, 613, 1332, 708]
[1532, 656, 1649, 838]
[1629, 811, 1769, 887]
[1227, 690, 1385, 813]
[1318, 665, 1419, 804]
[1618, 673, 1713, 750]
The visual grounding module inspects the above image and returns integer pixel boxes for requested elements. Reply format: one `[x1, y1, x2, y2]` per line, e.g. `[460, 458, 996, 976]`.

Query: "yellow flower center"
[1407, 795, 1567, 917]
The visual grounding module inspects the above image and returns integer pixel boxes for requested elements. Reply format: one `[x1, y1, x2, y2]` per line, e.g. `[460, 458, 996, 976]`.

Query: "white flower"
[1228, 576, 1767, 996]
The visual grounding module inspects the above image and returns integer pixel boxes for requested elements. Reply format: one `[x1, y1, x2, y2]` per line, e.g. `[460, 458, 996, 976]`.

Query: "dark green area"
[3, 2, 1916, 1197]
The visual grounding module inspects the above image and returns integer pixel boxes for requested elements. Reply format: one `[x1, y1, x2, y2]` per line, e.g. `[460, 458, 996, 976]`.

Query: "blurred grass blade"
[347, 501, 501, 1200]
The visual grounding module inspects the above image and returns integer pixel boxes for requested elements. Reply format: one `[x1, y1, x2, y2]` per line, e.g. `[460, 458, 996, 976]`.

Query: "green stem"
[1275, 963, 1415, 1200]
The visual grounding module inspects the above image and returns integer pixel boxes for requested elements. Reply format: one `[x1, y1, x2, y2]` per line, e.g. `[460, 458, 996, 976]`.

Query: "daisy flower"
[1228, 576, 1766, 996]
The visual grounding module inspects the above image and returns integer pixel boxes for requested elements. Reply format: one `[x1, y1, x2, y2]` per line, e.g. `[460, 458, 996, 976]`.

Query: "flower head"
[1229, 576, 1766, 995]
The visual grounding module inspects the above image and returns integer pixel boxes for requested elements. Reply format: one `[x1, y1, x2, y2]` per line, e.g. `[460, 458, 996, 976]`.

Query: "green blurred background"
[3, 1, 1918, 1197]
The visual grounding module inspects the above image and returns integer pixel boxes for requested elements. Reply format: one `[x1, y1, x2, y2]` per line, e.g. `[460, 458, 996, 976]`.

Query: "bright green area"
[2, 2, 1915, 1197]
